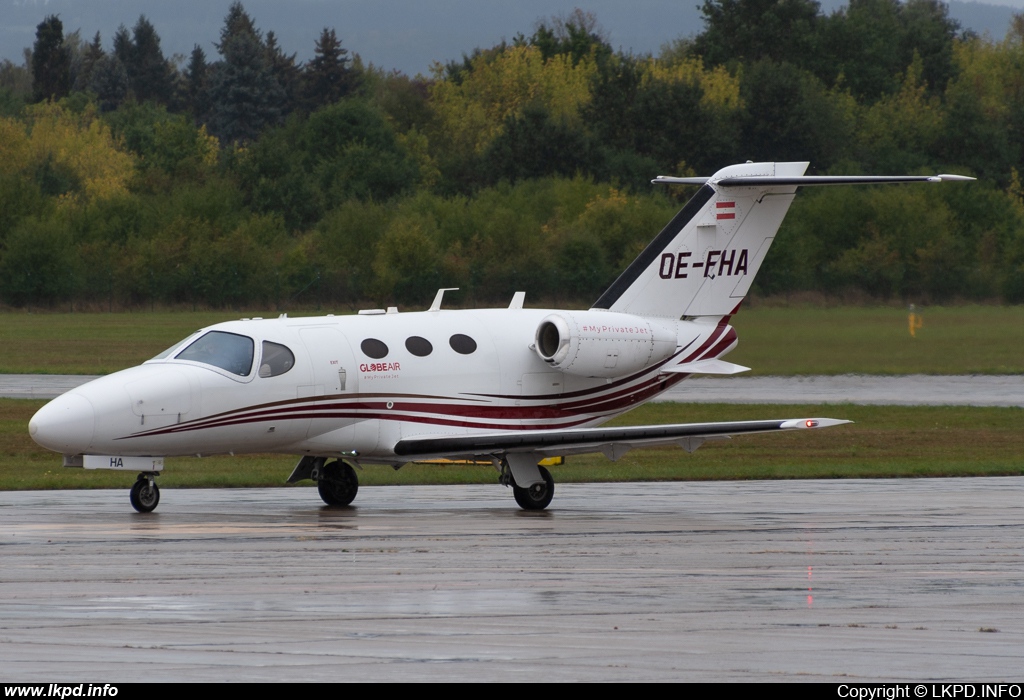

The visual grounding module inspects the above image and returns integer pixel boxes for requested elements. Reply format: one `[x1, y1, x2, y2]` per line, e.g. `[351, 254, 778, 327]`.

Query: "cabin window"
[361, 338, 389, 359]
[176, 331, 254, 376]
[405, 336, 433, 357]
[449, 334, 477, 355]
[259, 341, 295, 378]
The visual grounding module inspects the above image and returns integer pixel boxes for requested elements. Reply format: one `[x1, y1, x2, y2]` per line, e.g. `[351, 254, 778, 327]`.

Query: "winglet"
[779, 418, 853, 430]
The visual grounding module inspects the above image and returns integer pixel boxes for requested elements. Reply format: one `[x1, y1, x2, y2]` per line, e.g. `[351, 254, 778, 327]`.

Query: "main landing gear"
[316, 459, 359, 506]
[129, 473, 160, 513]
[512, 465, 554, 510]
[500, 454, 555, 511]
[287, 456, 361, 507]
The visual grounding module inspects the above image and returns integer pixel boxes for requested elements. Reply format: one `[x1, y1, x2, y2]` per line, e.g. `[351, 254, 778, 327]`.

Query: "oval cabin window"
[449, 334, 477, 355]
[405, 336, 433, 357]
[361, 338, 389, 359]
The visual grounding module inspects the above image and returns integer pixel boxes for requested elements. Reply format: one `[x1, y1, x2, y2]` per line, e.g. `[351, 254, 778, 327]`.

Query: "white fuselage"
[29, 308, 738, 464]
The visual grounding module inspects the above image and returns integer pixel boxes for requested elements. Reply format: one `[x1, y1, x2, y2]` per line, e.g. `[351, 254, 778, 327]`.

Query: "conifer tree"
[128, 16, 174, 104]
[207, 2, 285, 143]
[112, 25, 132, 67]
[303, 28, 356, 109]
[74, 32, 105, 93]
[265, 31, 301, 115]
[90, 55, 129, 112]
[32, 15, 71, 102]
[183, 45, 210, 122]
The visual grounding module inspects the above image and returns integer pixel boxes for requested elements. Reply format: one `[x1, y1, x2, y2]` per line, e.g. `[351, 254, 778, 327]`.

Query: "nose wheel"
[317, 460, 359, 506]
[129, 473, 160, 513]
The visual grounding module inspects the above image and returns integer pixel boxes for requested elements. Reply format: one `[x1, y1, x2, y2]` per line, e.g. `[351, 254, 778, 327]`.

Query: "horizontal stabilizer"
[653, 174, 975, 187]
[662, 359, 750, 375]
[394, 417, 851, 460]
[652, 176, 710, 185]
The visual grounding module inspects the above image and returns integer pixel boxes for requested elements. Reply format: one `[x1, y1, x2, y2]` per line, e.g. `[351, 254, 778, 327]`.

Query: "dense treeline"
[1, 1, 1024, 309]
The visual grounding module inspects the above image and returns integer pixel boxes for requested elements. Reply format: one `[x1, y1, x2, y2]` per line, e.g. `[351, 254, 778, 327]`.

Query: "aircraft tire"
[129, 478, 160, 513]
[512, 465, 554, 510]
[317, 460, 359, 506]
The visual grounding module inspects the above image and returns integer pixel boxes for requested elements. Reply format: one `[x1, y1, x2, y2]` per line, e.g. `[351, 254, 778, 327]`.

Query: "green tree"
[207, 2, 285, 143]
[692, 0, 823, 70]
[371, 216, 442, 304]
[73, 32, 105, 93]
[484, 105, 592, 184]
[303, 28, 356, 110]
[821, 0, 960, 100]
[238, 100, 419, 230]
[182, 45, 210, 122]
[89, 55, 129, 112]
[526, 9, 613, 68]
[265, 31, 302, 115]
[105, 101, 218, 179]
[738, 60, 854, 168]
[125, 16, 175, 104]
[0, 217, 77, 306]
[857, 56, 944, 173]
[0, 51, 32, 116]
[32, 15, 71, 102]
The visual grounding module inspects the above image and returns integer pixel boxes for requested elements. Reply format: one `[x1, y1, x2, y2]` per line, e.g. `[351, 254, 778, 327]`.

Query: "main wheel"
[130, 478, 160, 513]
[317, 460, 359, 506]
[512, 465, 554, 511]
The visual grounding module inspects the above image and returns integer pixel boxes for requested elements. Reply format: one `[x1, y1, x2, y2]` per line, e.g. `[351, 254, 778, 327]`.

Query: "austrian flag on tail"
[716, 201, 736, 220]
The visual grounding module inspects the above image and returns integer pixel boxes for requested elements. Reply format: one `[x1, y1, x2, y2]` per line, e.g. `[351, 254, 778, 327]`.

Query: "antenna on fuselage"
[429, 288, 459, 311]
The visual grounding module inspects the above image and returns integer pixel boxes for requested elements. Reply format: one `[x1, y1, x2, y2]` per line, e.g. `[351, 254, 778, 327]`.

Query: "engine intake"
[534, 311, 677, 378]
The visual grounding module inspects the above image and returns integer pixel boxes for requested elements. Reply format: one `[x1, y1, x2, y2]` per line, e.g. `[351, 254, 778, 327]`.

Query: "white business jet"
[28, 161, 972, 512]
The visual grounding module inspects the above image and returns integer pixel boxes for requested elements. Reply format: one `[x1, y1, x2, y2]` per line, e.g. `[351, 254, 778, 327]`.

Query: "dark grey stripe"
[394, 419, 787, 457]
[592, 185, 715, 309]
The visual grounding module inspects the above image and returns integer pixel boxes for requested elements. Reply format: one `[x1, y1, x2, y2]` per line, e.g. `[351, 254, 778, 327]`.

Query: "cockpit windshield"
[175, 331, 254, 376]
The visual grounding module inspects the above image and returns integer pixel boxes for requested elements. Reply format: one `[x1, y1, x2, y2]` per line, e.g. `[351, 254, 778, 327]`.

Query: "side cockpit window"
[175, 331, 254, 376]
[259, 341, 295, 378]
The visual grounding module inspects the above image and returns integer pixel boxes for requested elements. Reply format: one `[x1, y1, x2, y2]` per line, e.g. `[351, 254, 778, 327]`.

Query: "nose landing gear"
[130, 473, 160, 513]
[316, 459, 359, 506]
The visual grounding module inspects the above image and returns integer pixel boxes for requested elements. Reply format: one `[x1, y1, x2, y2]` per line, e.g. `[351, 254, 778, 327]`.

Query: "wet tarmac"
[2, 480, 1022, 682]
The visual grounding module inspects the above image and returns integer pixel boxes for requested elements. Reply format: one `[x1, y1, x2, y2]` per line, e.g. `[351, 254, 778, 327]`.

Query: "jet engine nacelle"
[534, 311, 677, 378]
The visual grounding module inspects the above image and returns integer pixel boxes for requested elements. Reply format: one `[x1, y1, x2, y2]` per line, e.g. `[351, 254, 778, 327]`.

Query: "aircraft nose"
[30, 393, 96, 454]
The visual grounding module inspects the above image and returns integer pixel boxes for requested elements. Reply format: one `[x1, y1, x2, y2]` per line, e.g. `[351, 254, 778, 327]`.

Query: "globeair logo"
[360, 362, 401, 373]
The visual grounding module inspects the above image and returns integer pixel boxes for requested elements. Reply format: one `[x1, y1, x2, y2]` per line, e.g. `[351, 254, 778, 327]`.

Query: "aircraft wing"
[393, 418, 850, 461]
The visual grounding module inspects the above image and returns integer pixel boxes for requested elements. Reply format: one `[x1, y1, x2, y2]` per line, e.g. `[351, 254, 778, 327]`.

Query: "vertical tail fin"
[592, 162, 972, 319]
[592, 161, 808, 319]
